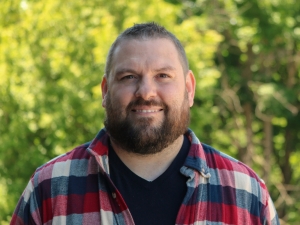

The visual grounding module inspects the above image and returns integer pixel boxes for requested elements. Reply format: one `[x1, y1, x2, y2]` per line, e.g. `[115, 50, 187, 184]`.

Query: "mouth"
[128, 99, 165, 115]
[133, 109, 163, 113]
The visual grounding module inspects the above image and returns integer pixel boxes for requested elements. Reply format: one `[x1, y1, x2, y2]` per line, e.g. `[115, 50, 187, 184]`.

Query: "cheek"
[110, 87, 133, 108]
[161, 85, 186, 105]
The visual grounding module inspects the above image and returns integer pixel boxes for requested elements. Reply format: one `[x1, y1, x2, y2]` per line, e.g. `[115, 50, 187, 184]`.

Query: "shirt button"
[112, 192, 116, 199]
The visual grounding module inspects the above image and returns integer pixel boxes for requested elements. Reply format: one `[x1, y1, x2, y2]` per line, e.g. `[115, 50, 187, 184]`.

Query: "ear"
[185, 70, 196, 107]
[101, 76, 108, 108]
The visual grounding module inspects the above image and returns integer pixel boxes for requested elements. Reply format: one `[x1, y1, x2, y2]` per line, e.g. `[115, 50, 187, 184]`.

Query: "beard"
[104, 93, 190, 155]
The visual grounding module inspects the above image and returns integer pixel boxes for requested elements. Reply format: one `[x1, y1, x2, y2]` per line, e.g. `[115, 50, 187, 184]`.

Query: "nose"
[134, 77, 157, 100]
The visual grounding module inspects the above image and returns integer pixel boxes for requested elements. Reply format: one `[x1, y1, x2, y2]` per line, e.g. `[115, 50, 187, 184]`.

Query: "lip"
[133, 109, 163, 113]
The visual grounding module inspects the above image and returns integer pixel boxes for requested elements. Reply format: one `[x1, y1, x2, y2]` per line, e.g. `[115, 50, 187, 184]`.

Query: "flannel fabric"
[11, 128, 279, 225]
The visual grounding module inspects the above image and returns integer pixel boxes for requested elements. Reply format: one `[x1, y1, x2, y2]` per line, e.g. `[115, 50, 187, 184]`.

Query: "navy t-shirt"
[109, 136, 190, 225]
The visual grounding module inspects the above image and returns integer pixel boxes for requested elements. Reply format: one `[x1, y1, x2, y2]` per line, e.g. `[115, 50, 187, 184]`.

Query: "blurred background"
[0, 0, 299, 224]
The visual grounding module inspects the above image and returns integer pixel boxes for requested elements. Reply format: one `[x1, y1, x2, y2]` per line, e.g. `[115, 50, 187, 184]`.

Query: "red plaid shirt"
[11, 128, 279, 225]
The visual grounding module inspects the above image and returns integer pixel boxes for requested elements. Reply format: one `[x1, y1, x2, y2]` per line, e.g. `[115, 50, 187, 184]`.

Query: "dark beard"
[104, 94, 190, 155]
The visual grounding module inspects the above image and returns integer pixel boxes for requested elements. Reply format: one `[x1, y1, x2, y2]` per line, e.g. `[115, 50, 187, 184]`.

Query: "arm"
[11, 177, 42, 225]
[263, 192, 280, 225]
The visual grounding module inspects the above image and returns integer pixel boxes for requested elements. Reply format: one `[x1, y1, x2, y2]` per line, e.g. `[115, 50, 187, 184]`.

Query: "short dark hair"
[105, 22, 189, 77]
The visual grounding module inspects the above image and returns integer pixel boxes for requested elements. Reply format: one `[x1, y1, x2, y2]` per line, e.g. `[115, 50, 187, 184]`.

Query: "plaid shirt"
[11, 128, 279, 225]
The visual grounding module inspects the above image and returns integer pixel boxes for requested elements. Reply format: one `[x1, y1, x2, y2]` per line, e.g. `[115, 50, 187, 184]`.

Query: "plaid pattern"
[11, 128, 279, 225]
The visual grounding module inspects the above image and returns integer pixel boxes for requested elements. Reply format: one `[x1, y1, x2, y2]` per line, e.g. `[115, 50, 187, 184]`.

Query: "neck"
[110, 135, 184, 181]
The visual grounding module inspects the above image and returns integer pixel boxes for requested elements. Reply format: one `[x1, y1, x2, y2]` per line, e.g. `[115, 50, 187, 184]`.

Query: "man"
[11, 22, 279, 225]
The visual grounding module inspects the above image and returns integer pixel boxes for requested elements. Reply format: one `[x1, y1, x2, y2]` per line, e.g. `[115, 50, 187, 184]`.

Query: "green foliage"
[175, 0, 300, 223]
[0, 0, 299, 224]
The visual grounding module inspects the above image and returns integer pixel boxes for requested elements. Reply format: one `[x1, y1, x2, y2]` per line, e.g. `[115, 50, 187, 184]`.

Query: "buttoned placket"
[90, 148, 135, 225]
[175, 165, 211, 225]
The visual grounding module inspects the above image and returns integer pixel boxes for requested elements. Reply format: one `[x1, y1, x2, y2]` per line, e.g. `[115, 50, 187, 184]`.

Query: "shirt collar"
[183, 129, 210, 178]
[87, 128, 210, 177]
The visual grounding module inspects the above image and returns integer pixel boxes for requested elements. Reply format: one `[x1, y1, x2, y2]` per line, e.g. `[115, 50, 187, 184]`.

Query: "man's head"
[105, 22, 189, 78]
[101, 22, 195, 155]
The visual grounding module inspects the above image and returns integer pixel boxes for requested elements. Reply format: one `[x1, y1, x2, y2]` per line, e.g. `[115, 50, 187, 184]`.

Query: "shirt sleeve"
[262, 183, 280, 225]
[11, 177, 42, 225]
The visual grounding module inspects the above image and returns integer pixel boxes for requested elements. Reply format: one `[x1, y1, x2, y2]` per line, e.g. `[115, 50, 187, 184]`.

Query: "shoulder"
[11, 142, 96, 224]
[201, 143, 279, 223]
[201, 143, 270, 208]
[201, 143, 264, 185]
[186, 130, 263, 183]
[31, 142, 93, 186]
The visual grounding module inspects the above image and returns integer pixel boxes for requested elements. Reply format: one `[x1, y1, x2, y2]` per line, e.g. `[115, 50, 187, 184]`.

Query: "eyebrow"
[116, 66, 176, 77]
[153, 66, 176, 73]
[115, 68, 138, 77]
[115, 66, 176, 76]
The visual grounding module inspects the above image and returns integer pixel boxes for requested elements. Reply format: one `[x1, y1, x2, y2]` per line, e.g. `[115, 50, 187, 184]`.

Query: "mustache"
[126, 98, 166, 110]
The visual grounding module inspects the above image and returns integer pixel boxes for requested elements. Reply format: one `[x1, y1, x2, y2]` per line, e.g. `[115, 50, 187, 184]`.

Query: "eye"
[158, 73, 169, 78]
[121, 75, 136, 80]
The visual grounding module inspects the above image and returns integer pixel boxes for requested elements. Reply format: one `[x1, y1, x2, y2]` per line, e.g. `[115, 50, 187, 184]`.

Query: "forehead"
[110, 38, 183, 74]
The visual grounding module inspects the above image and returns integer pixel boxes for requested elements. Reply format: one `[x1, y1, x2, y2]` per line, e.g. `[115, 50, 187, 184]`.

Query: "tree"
[1, 0, 299, 224]
[170, 0, 300, 223]
[0, 0, 222, 223]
